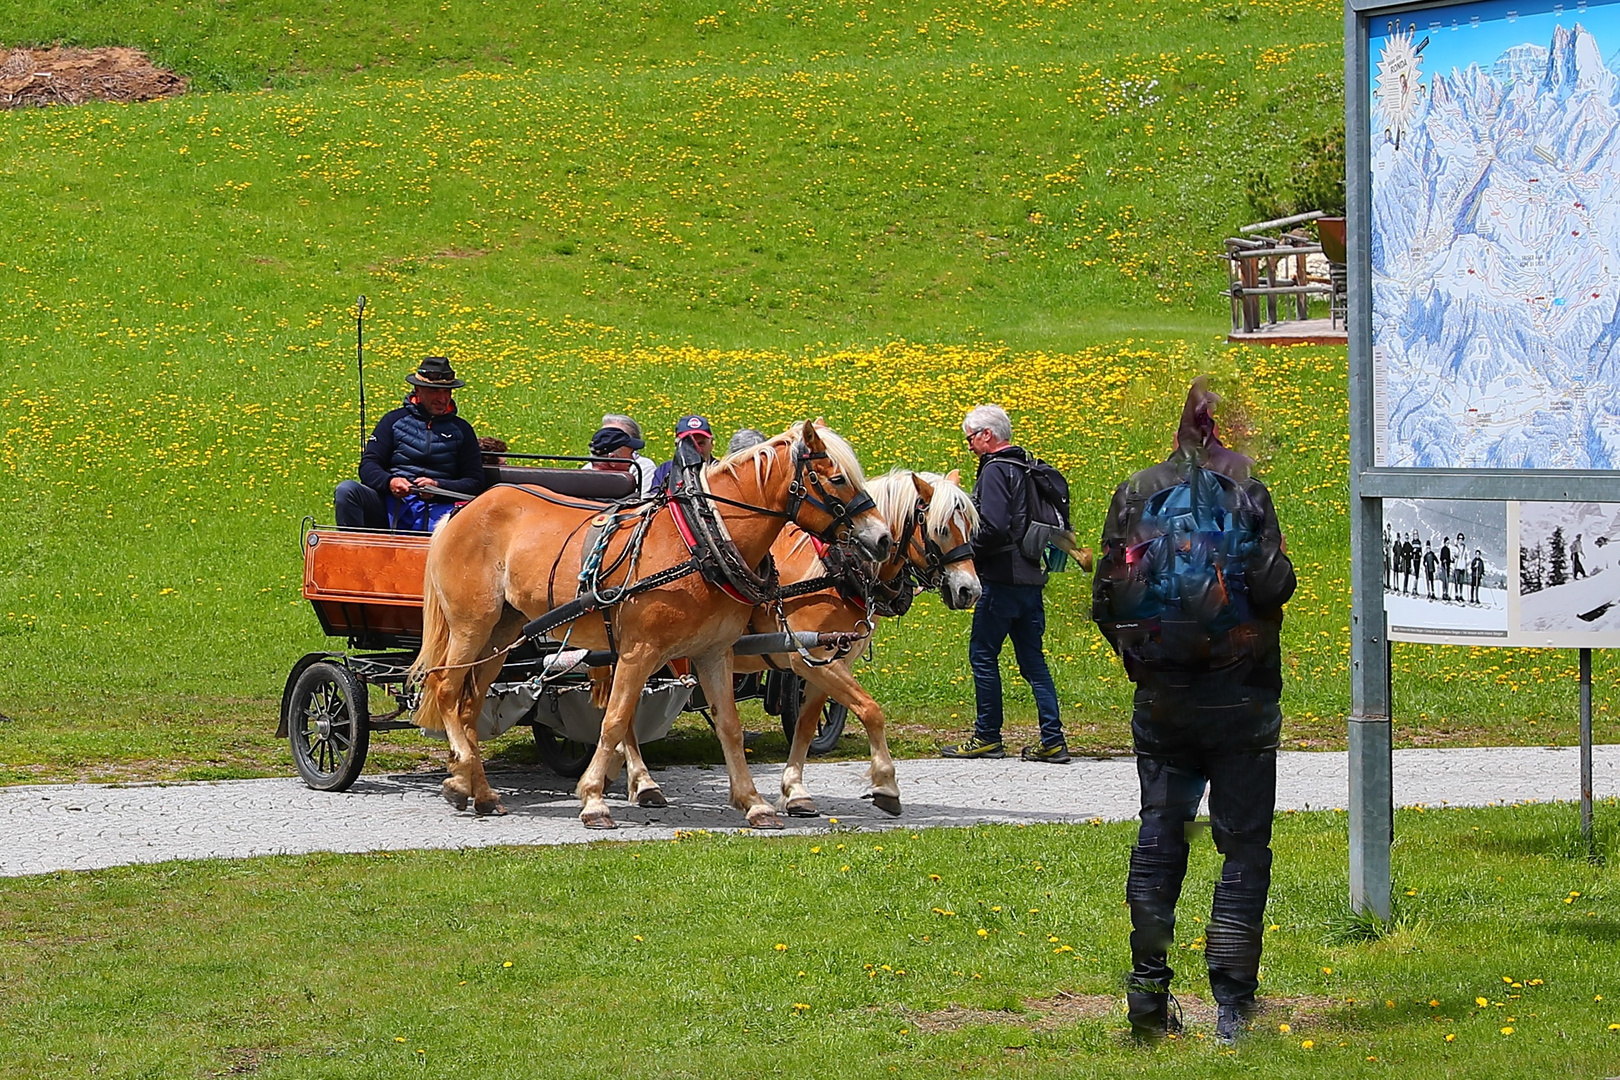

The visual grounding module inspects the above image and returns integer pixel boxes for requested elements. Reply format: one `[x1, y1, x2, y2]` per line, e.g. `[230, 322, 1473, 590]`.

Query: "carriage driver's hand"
[410, 476, 437, 492]
[389, 476, 414, 497]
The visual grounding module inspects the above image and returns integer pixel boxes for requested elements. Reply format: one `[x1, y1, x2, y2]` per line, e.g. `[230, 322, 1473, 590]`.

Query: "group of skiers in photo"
[1383, 527, 1486, 604]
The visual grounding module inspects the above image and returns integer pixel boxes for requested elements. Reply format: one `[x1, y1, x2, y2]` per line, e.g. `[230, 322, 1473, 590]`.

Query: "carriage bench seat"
[483, 465, 637, 502]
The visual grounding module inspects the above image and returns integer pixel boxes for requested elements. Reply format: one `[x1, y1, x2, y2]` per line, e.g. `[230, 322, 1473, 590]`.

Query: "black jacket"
[357, 396, 484, 500]
[971, 445, 1047, 587]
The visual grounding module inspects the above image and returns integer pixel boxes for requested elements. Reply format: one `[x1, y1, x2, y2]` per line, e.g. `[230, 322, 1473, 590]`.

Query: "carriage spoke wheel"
[533, 725, 596, 779]
[781, 680, 848, 756]
[287, 661, 370, 792]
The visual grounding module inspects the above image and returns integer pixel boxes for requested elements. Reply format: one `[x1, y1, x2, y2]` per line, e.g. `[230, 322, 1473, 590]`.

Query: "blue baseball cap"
[675, 414, 713, 440]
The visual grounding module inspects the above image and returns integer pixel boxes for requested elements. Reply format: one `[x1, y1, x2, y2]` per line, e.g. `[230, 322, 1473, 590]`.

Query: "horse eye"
[831, 474, 846, 485]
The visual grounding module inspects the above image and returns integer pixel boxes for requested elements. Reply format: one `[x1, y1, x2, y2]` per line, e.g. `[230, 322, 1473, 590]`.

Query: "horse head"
[910, 469, 981, 610]
[783, 420, 891, 562]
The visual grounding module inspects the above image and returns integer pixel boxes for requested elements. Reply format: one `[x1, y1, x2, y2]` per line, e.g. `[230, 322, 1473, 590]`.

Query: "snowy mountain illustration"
[1372, 22, 1620, 468]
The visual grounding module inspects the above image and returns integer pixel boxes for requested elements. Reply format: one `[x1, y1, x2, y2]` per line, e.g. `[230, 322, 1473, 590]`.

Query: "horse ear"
[799, 419, 825, 453]
[944, 468, 961, 486]
[912, 473, 936, 503]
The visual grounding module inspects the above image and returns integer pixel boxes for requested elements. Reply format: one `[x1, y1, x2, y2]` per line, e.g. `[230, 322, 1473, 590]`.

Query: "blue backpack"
[1100, 465, 1263, 669]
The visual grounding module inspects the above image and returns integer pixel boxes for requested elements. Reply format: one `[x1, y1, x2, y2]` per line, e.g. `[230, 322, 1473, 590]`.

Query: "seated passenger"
[334, 356, 483, 531]
[582, 425, 645, 481]
[601, 413, 658, 497]
[478, 436, 509, 466]
[727, 428, 768, 456]
[649, 414, 715, 492]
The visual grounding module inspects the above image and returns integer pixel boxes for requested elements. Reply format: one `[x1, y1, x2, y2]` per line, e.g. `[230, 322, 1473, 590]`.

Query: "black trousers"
[334, 480, 387, 529]
[1127, 679, 1280, 1006]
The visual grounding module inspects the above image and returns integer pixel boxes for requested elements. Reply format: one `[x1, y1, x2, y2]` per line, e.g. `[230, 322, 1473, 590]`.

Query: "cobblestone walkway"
[1, 745, 1614, 877]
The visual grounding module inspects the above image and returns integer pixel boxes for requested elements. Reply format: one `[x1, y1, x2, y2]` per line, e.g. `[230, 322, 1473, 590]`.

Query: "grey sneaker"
[1020, 741, 1071, 764]
[1215, 1002, 1254, 1045]
[941, 736, 1006, 759]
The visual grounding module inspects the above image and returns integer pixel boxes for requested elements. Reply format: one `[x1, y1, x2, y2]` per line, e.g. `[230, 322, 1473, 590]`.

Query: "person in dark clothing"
[1092, 377, 1295, 1046]
[942, 403, 1068, 763]
[649, 414, 715, 492]
[1470, 549, 1485, 604]
[334, 356, 483, 531]
[1423, 540, 1437, 599]
[1439, 537, 1452, 601]
[1573, 533, 1587, 579]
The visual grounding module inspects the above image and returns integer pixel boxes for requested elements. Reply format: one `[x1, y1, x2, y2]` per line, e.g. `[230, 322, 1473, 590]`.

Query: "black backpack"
[993, 453, 1073, 569]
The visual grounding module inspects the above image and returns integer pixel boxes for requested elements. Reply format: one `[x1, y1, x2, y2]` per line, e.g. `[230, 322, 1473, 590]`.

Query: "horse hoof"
[747, 809, 786, 830]
[442, 786, 469, 812]
[474, 799, 508, 817]
[581, 809, 618, 830]
[634, 787, 668, 809]
[784, 798, 819, 818]
[869, 793, 903, 817]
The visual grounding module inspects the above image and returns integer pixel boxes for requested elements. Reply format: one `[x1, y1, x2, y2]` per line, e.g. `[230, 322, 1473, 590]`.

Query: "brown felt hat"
[404, 356, 465, 389]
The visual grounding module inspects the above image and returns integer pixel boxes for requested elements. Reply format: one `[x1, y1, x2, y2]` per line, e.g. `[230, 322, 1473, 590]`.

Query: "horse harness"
[515, 446, 875, 658]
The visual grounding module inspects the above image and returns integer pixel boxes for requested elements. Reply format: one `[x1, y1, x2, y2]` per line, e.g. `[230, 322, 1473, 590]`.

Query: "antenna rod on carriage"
[356, 295, 368, 450]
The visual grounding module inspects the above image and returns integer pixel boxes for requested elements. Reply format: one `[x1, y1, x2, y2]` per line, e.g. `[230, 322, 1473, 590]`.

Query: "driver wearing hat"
[334, 356, 485, 530]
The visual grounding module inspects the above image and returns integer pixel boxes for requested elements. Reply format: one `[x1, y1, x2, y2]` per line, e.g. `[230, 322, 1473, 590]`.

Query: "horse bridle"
[895, 499, 975, 592]
[699, 445, 876, 546]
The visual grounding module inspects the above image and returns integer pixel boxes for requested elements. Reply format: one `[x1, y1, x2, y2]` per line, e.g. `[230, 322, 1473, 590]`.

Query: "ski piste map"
[1370, 0, 1620, 469]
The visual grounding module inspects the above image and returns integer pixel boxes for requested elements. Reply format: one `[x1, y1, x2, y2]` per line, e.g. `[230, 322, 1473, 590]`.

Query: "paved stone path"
[1, 745, 1614, 877]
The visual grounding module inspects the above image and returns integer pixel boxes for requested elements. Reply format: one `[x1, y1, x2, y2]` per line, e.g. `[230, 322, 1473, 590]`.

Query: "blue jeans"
[1127, 682, 1280, 1006]
[969, 581, 1063, 746]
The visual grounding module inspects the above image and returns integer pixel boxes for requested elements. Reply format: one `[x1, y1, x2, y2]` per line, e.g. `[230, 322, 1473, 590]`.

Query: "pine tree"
[1549, 527, 1568, 587]
[1521, 545, 1541, 594]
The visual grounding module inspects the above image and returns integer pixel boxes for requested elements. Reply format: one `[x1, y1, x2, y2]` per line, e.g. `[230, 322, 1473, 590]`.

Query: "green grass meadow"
[2, 0, 1617, 784]
[2, 806, 1618, 1078]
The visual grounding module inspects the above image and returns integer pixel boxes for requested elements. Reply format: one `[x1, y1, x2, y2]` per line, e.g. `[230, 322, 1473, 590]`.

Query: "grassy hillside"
[2, 0, 1612, 780]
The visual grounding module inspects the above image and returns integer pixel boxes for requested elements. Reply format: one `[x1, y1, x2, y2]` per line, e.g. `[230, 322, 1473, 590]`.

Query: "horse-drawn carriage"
[283, 422, 984, 829]
[280, 457, 851, 792]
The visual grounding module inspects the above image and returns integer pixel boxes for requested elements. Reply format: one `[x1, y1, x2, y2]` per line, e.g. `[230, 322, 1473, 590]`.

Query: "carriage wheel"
[781, 687, 849, 756]
[287, 661, 371, 791]
[533, 725, 596, 779]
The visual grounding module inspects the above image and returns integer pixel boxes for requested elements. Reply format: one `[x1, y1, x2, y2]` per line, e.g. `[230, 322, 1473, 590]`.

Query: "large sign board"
[1369, 0, 1620, 469]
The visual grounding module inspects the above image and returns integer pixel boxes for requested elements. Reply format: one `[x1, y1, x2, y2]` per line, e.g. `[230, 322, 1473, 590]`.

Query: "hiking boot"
[1126, 990, 1183, 1042]
[1021, 741, 1072, 764]
[940, 736, 1006, 759]
[1214, 1002, 1255, 1045]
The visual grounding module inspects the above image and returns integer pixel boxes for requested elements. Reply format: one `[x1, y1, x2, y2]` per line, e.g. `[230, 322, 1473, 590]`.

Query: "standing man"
[942, 404, 1068, 763]
[650, 415, 715, 491]
[1439, 535, 1453, 602]
[1454, 532, 1467, 600]
[1092, 378, 1295, 1044]
[1470, 548, 1486, 604]
[1573, 533, 1588, 580]
[1423, 539, 1437, 600]
[334, 356, 483, 531]
[1383, 525, 1392, 591]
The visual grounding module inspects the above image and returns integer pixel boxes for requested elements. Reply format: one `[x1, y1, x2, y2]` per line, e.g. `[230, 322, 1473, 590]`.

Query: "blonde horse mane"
[916, 470, 980, 542]
[867, 470, 979, 546]
[712, 422, 867, 492]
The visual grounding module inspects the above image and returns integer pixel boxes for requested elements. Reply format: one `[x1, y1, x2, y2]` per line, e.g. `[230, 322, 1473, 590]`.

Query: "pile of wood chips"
[0, 46, 186, 108]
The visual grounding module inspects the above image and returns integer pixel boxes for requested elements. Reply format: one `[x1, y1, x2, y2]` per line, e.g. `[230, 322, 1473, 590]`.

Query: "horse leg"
[778, 666, 827, 817]
[576, 647, 661, 829]
[439, 652, 509, 816]
[811, 659, 901, 816]
[619, 722, 667, 809]
[429, 669, 474, 812]
[691, 650, 781, 829]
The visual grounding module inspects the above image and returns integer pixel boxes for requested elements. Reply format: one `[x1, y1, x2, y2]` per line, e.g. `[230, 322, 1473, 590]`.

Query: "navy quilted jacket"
[357, 395, 484, 499]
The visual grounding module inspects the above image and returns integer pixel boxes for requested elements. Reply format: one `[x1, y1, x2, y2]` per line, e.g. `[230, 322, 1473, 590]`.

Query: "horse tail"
[410, 567, 453, 732]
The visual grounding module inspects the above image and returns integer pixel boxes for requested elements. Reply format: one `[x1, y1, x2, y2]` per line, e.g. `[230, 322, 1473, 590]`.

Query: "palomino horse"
[410, 421, 891, 828]
[736, 469, 981, 818]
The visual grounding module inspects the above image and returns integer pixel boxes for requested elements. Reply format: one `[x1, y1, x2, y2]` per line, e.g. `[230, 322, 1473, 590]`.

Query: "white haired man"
[943, 403, 1068, 763]
[601, 413, 657, 497]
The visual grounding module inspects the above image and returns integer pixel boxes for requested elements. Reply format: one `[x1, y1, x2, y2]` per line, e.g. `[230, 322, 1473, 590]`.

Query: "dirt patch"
[905, 992, 1341, 1035]
[0, 46, 186, 108]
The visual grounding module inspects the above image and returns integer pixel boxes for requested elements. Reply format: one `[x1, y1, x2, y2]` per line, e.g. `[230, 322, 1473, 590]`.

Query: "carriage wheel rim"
[299, 682, 353, 777]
